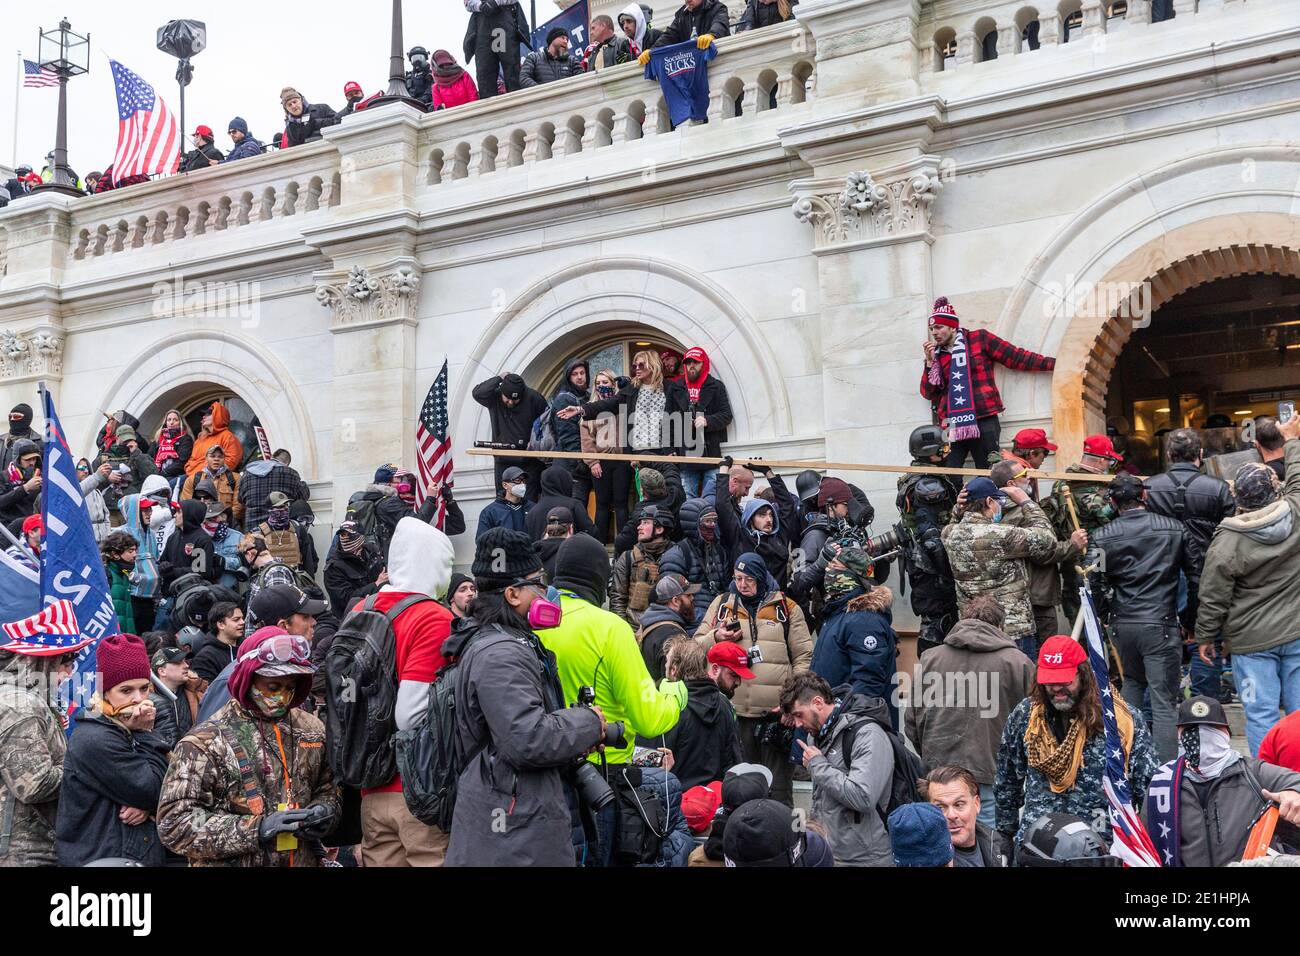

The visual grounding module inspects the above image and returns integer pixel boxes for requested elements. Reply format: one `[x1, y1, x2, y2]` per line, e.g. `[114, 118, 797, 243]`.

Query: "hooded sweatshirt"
[118, 475, 172, 599]
[1196, 439, 1300, 657]
[619, 2, 649, 50]
[652, 677, 744, 790]
[362, 516, 456, 795]
[538, 534, 686, 764]
[526, 464, 598, 541]
[185, 403, 245, 476]
[160, 499, 219, 589]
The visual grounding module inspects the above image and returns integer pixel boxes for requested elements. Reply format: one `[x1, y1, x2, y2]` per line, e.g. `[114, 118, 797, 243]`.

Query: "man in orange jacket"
[185, 402, 244, 476]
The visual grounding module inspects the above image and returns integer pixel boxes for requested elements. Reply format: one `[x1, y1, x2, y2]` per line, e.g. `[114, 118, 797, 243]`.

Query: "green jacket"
[1044, 466, 1114, 539]
[1196, 440, 1300, 656]
[537, 594, 686, 765]
[106, 561, 135, 634]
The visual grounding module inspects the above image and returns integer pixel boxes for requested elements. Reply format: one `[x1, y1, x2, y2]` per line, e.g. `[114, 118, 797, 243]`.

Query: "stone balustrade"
[413, 23, 816, 188]
[920, 0, 1232, 73]
[62, 142, 342, 266]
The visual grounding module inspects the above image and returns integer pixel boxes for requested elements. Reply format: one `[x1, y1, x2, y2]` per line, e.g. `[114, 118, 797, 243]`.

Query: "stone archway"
[92, 329, 320, 478]
[451, 255, 794, 478]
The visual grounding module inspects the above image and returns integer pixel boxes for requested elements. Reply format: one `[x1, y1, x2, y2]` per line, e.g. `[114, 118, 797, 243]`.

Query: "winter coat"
[152, 428, 194, 481]
[635, 603, 690, 682]
[520, 48, 581, 87]
[1169, 756, 1300, 867]
[660, 496, 730, 627]
[283, 100, 339, 148]
[716, 475, 800, 591]
[221, 130, 265, 163]
[807, 692, 895, 867]
[636, 765, 695, 867]
[654, 0, 732, 47]
[904, 618, 1035, 786]
[610, 535, 673, 627]
[0, 429, 43, 472]
[696, 589, 813, 719]
[0, 654, 66, 866]
[679, 354, 733, 459]
[648, 678, 743, 790]
[995, 695, 1157, 845]
[119, 477, 170, 599]
[180, 142, 224, 172]
[0, 473, 39, 526]
[323, 540, 384, 619]
[580, 381, 690, 454]
[1088, 508, 1194, 624]
[150, 687, 200, 751]
[736, 0, 798, 31]
[1146, 463, 1235, 582]
[208, 524, 243, 590]
[238, 459, 311, 530]
[551, 358, 591, 453]
[537, 593, 686, 765]
[159, 697, 339, 867]
[810, 587, 899, 729]
[471, 375, 549, 450]
[463, 4, 534, 65]
[159, 500, 220, 590]
[1196, 440, 1300, 657]
[106, 561, 136, 633]
[190, 639, 237, 685]
[55, 714, 171, 866]
[90, 447, 159, 512]
[185, 403, 245, 475]
[432, 71, 479, 109]
[613, 466, 685, 556]
[444, 620, 603, 867]
[182, 467, 243, 527]
[998, 497, 1082, 609]
[525, 464, 597, 540]
[476, 496, 532, 539]
[940, 501, 1058, 640]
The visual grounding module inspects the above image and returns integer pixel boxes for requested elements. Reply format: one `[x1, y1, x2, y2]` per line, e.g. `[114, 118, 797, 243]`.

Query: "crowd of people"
[1, 293, 1299, 869]
[1, 0, 799, 206]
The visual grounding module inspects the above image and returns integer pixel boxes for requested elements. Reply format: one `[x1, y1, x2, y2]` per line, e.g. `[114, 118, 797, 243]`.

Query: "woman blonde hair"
[631, 350, 664, 390]
[154, 408, 194, 442]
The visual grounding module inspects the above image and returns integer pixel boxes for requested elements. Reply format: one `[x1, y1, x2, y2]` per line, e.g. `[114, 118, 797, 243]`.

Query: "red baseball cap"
[681, 781, 722, 833]
[193, 124, 213, 138]
[21, 514, 43, 536]
[708, 641, 756, 680]
[1037, 635, 1088, 684]
[1013, 428, 1058, 452]
[343, 80, 362, 95]
[1082, 434, 1123, 462]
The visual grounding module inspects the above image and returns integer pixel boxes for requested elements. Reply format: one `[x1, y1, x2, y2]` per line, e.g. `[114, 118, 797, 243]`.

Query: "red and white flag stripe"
[3, 598, 79, 641]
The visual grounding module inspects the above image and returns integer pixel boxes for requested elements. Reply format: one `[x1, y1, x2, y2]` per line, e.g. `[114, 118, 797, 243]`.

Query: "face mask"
[527, 594, 563, 630]
[509, 483, 527, 499]
[340, 533, 366, 556]
[1179, 724, 1236, 778]
[267, 506, 291, 530]
[249, 685, 295, 720]
[394, 481, 415, 501]
[148, 506, 171, 527]
[596, 384, 615, 399]
[990, 504, 1003, 523]
[699, 521, 717, 543]
[823, 568, 861, 603]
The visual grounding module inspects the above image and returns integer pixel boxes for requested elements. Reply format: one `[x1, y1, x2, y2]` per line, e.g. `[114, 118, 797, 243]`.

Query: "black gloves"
[258, 806, 333, 847]
[719, 455, 734, 471]
[750, 459, 773, 477]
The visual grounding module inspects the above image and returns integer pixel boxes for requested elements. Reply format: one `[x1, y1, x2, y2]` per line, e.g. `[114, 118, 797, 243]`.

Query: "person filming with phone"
[0, 440, 43, 526]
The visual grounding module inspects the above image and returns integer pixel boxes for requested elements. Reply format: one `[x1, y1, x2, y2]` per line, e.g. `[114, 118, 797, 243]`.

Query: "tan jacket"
[696, 590, 813, 718]
[181, 468, 244, 527]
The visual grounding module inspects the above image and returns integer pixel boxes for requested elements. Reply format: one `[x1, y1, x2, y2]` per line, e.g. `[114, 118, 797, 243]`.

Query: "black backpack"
[393, 637, 484, 831]
[839, 704, 924, 826]
[324, 593, 431, 789]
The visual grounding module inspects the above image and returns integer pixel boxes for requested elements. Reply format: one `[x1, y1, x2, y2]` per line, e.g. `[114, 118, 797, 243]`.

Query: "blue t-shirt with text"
[645, 41, 717, 126]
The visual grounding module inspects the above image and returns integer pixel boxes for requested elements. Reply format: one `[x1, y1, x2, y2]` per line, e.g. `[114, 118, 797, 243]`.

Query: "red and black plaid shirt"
[920, 327, 1055, 421]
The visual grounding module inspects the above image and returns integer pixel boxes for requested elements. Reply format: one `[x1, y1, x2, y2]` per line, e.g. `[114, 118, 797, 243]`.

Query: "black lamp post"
[368, 0, 426, 111]
[157, 20, 207, 160]
[33, 18, 90, 197]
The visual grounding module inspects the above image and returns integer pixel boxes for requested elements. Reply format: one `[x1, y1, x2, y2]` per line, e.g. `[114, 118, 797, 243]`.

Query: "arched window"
[974, 17, 999, 61]
[933, 27, 957, 71]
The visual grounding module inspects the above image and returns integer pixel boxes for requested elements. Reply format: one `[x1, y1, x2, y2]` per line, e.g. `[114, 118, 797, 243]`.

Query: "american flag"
[109, 59, 180, 180]
[1079, 587, 1163, 867]
[23, 59, 59, 88]
[1, 599, 87, 654]
[415, 359, 454, 528]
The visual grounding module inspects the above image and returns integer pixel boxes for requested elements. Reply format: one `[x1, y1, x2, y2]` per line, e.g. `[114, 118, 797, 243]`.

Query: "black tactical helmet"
[795, 469, 822, 503]
[639, 504, 675, 532]
[1016, 813, 1122, 867]
[407, 46, 429, 59]
[909, 424, 947, 460]
[912, 476, 954, 509]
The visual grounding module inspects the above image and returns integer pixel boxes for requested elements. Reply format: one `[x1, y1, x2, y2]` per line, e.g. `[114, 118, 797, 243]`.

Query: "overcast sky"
[3, 0, 564, 172]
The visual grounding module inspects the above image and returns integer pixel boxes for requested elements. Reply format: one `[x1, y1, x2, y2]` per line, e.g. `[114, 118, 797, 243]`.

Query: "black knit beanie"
[472, 528, 543, 593]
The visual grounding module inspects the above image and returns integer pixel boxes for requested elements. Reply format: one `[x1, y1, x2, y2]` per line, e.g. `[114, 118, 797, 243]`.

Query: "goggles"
[238, 634, 311, 668]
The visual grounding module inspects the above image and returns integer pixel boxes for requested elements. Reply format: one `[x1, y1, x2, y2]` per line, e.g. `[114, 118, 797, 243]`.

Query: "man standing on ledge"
[920, 296, 1056, 470]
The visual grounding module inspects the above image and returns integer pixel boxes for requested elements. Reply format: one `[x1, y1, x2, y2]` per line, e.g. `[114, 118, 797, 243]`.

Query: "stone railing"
[62, 141, 342, 266]
[919, 0, 1230, 73]
[413, 22, 816, 188]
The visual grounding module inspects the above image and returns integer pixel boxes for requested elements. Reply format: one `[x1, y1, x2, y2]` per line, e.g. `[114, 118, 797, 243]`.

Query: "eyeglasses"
[511, 579, 559, 603]
[237, 634, 311, 667]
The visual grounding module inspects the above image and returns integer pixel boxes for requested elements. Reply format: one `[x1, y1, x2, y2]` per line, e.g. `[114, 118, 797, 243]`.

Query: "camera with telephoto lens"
[569, 685, 627, 812]
[574, 685, 626, 749]
[865, 529, 901, 562]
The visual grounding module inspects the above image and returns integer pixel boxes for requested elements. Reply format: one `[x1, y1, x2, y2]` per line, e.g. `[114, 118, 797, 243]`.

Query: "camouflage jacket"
[0, 655, 65, 867]
[940, 501, 1058, 639]
[994, 696, 1157, 845]
[999, 500, 1084, 608]
[1044, 466, 1115, 540]
[157, 698, 340, 867]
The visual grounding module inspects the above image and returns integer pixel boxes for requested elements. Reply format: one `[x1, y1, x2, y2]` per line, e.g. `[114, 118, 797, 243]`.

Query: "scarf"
[154, 429, 180, 466]
[683, 347, 709, 405]
[1145, 758, 1185, 867]
[940, 328, 980, 441]
[205, 520, 230, 542]
[1025, 691, 1135, 793]
[432, 50, 465, 86]
[267, 506, 291, 531]
[1180, 725, 1238, 780]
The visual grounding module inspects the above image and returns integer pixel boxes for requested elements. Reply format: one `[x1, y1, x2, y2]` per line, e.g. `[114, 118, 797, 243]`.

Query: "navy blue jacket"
[810, 587, 899, 729]
[55, 714, 171, 866]
[476, 496, 532, 539]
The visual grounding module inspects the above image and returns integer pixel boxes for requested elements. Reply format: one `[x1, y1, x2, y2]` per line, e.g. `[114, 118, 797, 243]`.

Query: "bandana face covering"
[249, 685, 295, 720]
[340, 532, 366, 556]
[1179, 725, 1237, 778]
[267, 506, 291, 531]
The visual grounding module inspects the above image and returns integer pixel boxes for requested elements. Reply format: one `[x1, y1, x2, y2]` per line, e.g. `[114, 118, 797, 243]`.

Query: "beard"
[1049, 691, 1077, 712]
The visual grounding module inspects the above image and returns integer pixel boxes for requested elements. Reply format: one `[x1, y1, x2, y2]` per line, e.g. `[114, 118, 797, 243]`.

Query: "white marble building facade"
[1, 0, 1297, 594]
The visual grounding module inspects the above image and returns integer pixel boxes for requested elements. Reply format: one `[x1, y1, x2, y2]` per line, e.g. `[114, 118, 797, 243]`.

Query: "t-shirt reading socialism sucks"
[645, 40, 717, 126]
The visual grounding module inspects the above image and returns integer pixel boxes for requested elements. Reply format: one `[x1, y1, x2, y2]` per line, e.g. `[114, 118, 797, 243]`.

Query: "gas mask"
[410, 54, 428, 71]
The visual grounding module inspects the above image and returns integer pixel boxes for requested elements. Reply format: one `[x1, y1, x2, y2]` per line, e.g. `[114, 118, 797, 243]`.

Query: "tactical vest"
[628, 545, 662, 614]
[258, 523, 302, 569]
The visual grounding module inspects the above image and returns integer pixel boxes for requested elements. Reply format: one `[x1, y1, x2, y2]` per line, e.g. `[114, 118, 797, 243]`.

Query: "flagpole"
[0, 518, 38, 565]
[11, 50, 20, 170]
